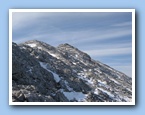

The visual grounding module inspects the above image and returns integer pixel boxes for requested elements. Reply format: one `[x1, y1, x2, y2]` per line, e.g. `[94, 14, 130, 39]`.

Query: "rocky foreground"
[12, 40, 132, 102]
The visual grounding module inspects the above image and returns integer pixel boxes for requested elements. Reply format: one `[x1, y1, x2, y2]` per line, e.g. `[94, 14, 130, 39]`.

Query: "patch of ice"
[63, 91, 87, 101]
[39, 62, 47, 69]
[64, 81, 73, 91]
[51, 72, 61, 83]
[39, 62, 61, 82]
[27, 43, 37, 47]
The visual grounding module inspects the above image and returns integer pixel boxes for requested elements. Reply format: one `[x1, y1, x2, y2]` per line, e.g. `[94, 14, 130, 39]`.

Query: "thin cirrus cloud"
[12, 12, 132, 77]
[84, 47, 131, 57]
[112, 21, 132, 27]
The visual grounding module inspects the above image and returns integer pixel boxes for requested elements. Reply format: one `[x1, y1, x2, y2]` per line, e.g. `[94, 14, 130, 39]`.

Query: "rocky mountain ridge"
[12, 40, 132, 102]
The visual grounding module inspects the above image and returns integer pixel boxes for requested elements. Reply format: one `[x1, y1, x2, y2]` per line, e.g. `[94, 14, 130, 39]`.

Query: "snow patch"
[72, 62, 76, 65]
[88, 69, 92, 72]
[63, 91, 87, 101]
[77, 72, 94, 85]
[27, 43, 37, 47]
[109, 77, 120, 85]
[39, 62, 61, 82]
[98, 80, 107, 85]
[87, 78, 94, 85]
[47, 51, 59, 59]
[64, 81, 73, 91]
[38, 47, 42, 49]
[83, 69, 87, 72]
[75, 54, 78, 58]
[97, 80, 110, 89]
[20, 47, 26, 49]
[98, 87, 114, 98]
[94, 88, 99, 95]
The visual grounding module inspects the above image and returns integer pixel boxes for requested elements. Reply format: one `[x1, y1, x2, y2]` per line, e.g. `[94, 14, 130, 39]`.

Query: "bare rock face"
[12, 40, 132, 102]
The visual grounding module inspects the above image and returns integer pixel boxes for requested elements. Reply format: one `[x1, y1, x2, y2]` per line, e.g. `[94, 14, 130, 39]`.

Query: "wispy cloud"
[84, 47, 131, 57]
[13, 26, 131, 46]
[112, 21, 132, 27]
[12, 12, 132, 77]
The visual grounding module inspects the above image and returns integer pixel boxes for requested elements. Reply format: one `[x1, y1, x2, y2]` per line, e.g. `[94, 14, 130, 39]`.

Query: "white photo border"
[9, 9, 135, 105]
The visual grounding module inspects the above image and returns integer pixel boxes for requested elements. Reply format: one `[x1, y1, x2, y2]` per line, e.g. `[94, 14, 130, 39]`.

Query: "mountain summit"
[12, 40, 132, 102]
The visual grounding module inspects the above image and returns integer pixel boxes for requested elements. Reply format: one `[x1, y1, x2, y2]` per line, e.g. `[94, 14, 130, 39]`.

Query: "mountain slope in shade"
[12, 40, 132, 102]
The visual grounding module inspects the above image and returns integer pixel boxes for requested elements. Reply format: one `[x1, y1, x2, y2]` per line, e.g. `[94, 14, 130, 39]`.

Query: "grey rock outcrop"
[12, 40, 132, 102]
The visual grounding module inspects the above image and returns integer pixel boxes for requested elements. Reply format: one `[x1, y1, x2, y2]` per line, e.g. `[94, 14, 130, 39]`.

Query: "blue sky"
[12, 12, 132, 77]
